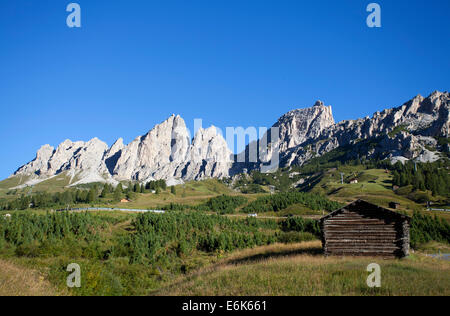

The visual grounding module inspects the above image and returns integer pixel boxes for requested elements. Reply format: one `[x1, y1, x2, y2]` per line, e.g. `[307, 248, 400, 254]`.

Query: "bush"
[277, 231, 317, 243]
[240, 184, 266, 194]
[123, 212, 277, 264]
[279, 216, 321, 237]
[410, 211, 450, 248]
[197, 195, 248, 214]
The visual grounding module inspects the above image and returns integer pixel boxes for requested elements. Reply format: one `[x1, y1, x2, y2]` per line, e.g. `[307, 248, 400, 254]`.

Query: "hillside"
[2, 162, 448, 218]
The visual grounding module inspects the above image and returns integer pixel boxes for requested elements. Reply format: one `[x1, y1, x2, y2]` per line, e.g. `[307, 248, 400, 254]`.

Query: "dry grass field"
[0, 259, 65, 296]
[0, 240, 448, 296]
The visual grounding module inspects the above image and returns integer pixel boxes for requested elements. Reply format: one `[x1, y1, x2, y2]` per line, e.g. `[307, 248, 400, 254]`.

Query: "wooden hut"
[320, 200, 411, 258]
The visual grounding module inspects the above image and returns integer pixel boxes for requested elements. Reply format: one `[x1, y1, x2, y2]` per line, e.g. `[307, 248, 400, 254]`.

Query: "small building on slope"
[320, 200, 411, 258]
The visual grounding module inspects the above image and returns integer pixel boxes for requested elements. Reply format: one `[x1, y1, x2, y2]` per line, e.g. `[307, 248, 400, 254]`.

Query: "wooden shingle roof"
[320, 199, 411, 223]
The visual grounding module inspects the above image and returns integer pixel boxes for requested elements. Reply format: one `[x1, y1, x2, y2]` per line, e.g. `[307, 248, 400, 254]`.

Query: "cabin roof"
[320, 199, 411, 223]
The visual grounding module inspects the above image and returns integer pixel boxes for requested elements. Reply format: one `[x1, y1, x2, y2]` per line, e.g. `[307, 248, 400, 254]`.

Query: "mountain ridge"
[7, 91, 449, 189]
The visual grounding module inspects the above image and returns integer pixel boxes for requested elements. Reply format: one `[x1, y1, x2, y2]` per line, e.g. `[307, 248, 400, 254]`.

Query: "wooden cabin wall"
[321, 208, 408, 258]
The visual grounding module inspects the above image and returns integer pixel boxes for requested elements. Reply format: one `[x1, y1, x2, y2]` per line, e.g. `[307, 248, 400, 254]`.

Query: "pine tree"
[87, 188, 96, 203]
[100, 185, 108, 198]
[114, 184, 123, 201]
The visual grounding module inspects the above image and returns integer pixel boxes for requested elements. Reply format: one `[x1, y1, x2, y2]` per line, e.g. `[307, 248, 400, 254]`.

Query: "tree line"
[162, 195, 248, 214]
[0, 212, 104, 247]
[0, 179, 169, 211]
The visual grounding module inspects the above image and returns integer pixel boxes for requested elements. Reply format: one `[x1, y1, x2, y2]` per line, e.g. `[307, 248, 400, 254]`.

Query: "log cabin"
[320, 200, 411, 258]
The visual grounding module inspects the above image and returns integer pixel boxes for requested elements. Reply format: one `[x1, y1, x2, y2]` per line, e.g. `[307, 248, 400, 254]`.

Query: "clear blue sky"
[0, 0, 449, 179]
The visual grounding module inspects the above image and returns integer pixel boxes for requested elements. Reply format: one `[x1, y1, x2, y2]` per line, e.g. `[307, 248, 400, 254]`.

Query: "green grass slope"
[302, 167, 424, 212]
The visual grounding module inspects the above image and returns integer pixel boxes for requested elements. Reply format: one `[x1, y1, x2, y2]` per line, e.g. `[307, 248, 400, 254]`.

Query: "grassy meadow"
[156, 241, 450, 296]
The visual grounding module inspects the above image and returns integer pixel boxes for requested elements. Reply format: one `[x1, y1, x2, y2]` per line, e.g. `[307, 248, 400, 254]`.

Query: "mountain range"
[7, 90, 449, 189]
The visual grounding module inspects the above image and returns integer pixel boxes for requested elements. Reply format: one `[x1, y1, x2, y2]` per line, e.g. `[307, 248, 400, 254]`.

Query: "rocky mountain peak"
[314, 100, 325, 107]
[14, 144, 55, 177]
[112, 115, 190, 181]
[405, 94, 425, 113]
[191, 126, 231, 162]
[37, 144, 55, 158]
[276, 101, 335, 151]
[109, 138, 124, 151]
[104, 138, 125, 175]
[181, 125, 232, 180]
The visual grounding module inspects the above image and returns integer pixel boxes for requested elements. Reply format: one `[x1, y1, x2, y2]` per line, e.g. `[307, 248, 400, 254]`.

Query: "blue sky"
[0, 0, 449, 179]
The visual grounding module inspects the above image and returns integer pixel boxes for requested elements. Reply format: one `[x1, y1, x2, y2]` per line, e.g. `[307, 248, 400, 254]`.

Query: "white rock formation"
[15, 144, 54, 176]
[112, 115, 191, 181]
[180, 126, 233, 180]
[14, 138, 115, 187]
[233, 91, 449, 173]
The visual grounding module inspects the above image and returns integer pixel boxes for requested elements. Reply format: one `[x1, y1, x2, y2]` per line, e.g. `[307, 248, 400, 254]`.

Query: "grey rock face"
[15, 144, 55, 176]
[237, 100, 335, 172]
[275, 101, 335, 152]
[112, 115, 191, 181]
[113, 120, 232, 181]
[272, 91, 449, 168]
[14, 115, 232, 186]
[104, 138, 125, 174]
[14, 138, 114, 186]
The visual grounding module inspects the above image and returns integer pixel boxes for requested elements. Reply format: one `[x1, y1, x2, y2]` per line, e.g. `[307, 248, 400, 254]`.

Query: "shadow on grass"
[380, 179, 393, 190]
[227, 246, 324, 265]
[327, 187, 344, 196]
[151, 245, 324, 296]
